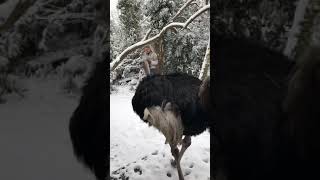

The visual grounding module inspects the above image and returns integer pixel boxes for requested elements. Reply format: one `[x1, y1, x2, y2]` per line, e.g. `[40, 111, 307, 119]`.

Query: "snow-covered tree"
[144, 0, 184, 29]
[294, 0, 320, 59]
[284, 0, 310, 58]
[142, 0, 184, 73]
[117, 0, 143, 45]
[163, 1, 209, 76]
[213, 0, 296, 51]
[110, 0, 210, 84]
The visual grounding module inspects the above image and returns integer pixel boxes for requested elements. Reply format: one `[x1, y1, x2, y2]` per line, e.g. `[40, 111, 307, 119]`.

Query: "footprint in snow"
[189, 163, 194, 168]
[202, 158, 209, 163]
[170, 159, 177, 167]
[152, 150, 158, 155]
[184, 169, 191, 176]
[133, 165, 142, 175]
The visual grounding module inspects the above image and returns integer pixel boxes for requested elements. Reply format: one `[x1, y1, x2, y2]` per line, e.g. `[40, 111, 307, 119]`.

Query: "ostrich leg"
[170, 136, 191, 180]
[170, 144, 184, 180]
[178, 136, 191, 162]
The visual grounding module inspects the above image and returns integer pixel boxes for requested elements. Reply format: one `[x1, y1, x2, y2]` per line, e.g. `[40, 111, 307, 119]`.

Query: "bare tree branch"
[110, 3, 210, 71]
[140, 0, 197, 48]
[183, 4, 210, 28]
[0, 0, 37, 33]
[141, 29, 152, 42]
[190, 2, 199, 7]
[111, 23, 184, 70]
[172, 0, 196, 21]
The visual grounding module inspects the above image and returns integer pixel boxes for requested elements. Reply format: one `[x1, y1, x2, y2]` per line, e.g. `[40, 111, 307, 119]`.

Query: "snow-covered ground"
[110, 86, 210, 180]
[0, 77, 95, 180]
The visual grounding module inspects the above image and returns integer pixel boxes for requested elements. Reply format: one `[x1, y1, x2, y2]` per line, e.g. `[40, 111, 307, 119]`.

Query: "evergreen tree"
[144, 0, 183, 29]
[143, 0, 209, 76]
[212, 0, 296, 51]
[117, 0, 142, 45]
[294, 0, 320, 59]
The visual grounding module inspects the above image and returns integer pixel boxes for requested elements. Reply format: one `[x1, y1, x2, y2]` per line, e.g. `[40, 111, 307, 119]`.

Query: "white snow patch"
[63, 55, 90, 74]
[0, 77, 95, 180]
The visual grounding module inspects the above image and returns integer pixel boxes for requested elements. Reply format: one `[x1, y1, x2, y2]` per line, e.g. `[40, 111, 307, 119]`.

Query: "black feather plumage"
[132, 73, 209, 136]
[212, 34, 295, 180]
[69, 60, 107, 180]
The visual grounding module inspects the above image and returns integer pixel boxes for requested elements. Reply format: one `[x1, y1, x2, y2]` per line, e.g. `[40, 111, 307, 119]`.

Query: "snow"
[0, 77, 95, 180]
[63, 55, 91, 75]
[110, 86, 210, 180]
[110, 0, 119, 23]
[110, 0, 119, 13]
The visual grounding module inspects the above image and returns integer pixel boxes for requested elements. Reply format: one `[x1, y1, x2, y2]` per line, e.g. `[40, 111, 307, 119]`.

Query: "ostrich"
[282, 45, 320, 179]
[212, 32, 320, 180]
[132, 73, 210, 180]
[199, 76, 211, 114]
[69, 60, 108, 180]
[212, 33, 295, 180]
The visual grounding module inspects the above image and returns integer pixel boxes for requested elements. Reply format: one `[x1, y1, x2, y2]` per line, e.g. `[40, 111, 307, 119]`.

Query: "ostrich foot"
[170, 145, 184, 180]
[170, 159, 177, 167]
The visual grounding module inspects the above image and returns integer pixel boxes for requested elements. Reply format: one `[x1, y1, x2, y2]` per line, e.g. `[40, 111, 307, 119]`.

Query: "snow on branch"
[183, 4, 210, 28]
[110, 4, 210, 71]
[172, 0, 196, 21]
[140, 0, 197, 47]
[141, 29, 152, 42]
[111, 23, 184, 70]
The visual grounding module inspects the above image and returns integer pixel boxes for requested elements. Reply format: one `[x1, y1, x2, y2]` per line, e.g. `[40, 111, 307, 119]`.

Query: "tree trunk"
[199, 39, 210, 80]
[152, 37, 165, 74]
[284, 0, 310, 58]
